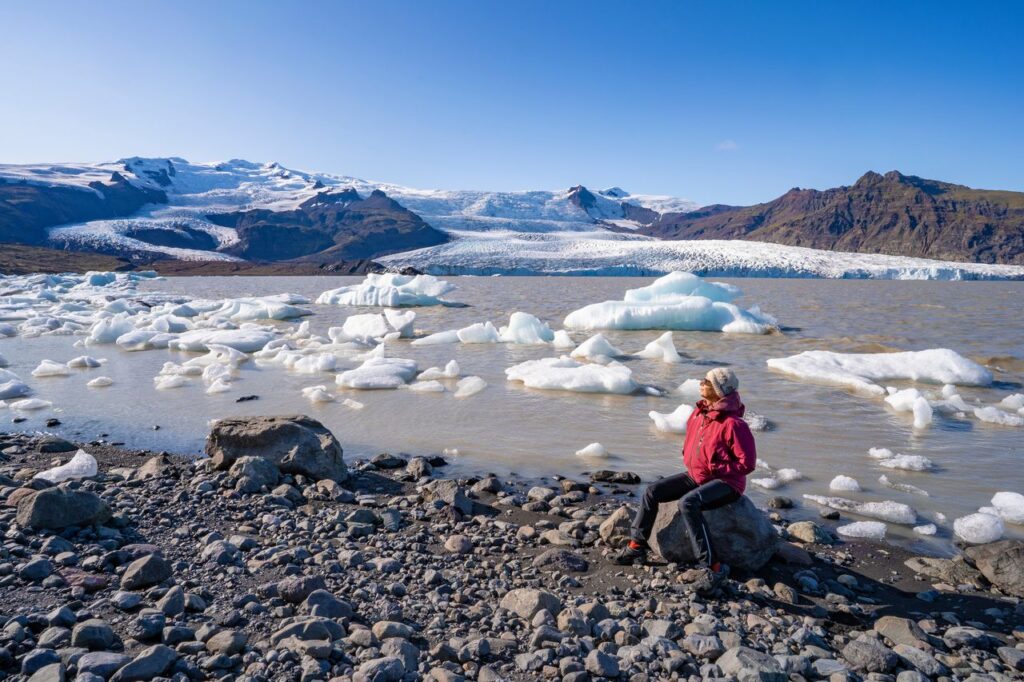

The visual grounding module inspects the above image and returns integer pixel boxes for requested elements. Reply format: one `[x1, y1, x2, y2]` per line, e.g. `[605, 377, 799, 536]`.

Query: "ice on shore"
[973, 406, 1024, 426]
[751, 467, 803, 490]
[953, 512, 1004, 544]
[32, 359, 71, 378]
[87, 376, 113, 388]
[634, 332, 684, 363]
[170, 328, 276, 353]
[836, 521, 887, 540]
[418, 360, 460, 381]
[335, 357, 418, 390]
[878, 454, 934, 472]
[316, 273, 455, 307]
[803, 494, 917, 524]
[505, 356, 639, 395]
[454, 376, 487, 398]
[575, 442, 608, 458]
[879, 475, 929, 497]
[570, 334, 624, 364]
[830, 475, 861, 492]
[302, 385, 336, 403]
[991, 492, 1024, 524]
[564, 272, 777, 334]
[649, 404, 694, 433]
[498, 312, 555, 345]
[767, 348, 993, 396]
[67, 355, 103, 368]
[34, 449, 97, 483]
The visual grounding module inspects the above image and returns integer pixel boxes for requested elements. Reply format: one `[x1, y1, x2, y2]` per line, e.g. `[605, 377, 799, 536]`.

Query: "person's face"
[699, 377, 720, 402]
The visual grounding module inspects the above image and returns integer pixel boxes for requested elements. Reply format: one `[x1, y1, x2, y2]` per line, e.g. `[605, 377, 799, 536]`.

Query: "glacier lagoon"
[2, 273, 1023, 552]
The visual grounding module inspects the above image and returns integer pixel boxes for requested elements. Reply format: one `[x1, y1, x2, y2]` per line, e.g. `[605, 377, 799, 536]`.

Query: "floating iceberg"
[206, 294, 311, 322]
[8, 398, 51, 411]
[676, 379, 702, 402]
[575, 442, 608, 458]
[836, 521, 887, 540]
[342, 398, 365, 409]
[498, 312, 555, 345]
[913, 524, 937, 535]
[411, 330, 461, 346]
[87, 376, 114, 388]
[552, 330, 575, 350]
[999, 394, 1024, 411]
[570, 333, 624, 363]
[505, 356, 639, 395]
[85, 315, 136, 344]
[301, 385, 336, 403]
[564, 272, 776, 334]
[973, 406, 1024, 426]
[417, 360, 460, 381]
[830, 475, 861, 492]
[803, 494, 917, 524]
[335, 357, 418, 390]
[877, 454, 933, 472]
[953, 512, 1004, 544]
[767, 349, 993, 396]
[454, 376, 487, 398]
[648, 404, 694, 433]
[34, 449, 98, 483]
[884, 388, 934, 429]
[879, 475, 929, 497]
[32, 359, 72, 378]
[868, 447, 894, 460]
[335, 311, 414, 343]
[169, 328, 276, 353]
[991, 492, 1024, 524]
[154, 375, 189, 390]
[0, 371, 32, 399]
[457, 321, 501, 344]
[409, 380, 446, 393]
[634, 332, 684, 363]
[317, 273, 455, 307]
[67, 355, 103, 368]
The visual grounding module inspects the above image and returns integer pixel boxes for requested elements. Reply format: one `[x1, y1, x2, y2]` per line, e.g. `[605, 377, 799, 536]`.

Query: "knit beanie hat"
[705, 367, 739, 397]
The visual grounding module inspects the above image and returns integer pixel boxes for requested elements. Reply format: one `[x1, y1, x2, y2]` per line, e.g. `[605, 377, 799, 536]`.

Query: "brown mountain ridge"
[643, 171, 1024, 264]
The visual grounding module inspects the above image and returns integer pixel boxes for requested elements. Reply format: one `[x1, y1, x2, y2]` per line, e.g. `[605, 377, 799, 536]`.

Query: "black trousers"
[629, 472, 739, 567]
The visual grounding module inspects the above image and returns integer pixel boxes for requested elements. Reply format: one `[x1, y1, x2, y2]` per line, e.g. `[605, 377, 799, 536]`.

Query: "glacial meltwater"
[2, 274, 1023, 554]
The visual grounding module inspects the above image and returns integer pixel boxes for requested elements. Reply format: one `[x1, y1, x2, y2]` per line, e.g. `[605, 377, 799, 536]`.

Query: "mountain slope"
[644, 171, 1024, 264]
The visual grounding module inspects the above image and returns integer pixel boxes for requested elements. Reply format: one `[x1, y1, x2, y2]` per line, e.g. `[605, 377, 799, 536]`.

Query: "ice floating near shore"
[169, 328, 276, 353]
[634, 332, 684, 363]
[454, 376, 486, 398]
[575, 442, 608, 458]
[878, 454, 934, 472]
[879, 475, 929, 497]
[973, 406, 1024, 426]
[953, 512, 1004, 544]
[154, 375, 189, 390]
[676, 379, 702, 402]
[564, 272, 777, 334]
[301, 385, 336, 403]
[648, 404, 694, 433]
[335, 357, 418, 390]
[317, 273, 455, 307]
[767, 348, 993, 396]
[409, 380, 446, 393]
[342, 398, 365, 410]
[335, 311, 416, 343]
[750, 467, 803, 490]
[999, 394, 1024, 411]
[417, 360, 460, 381]
[207, 294, 311, 322]
[457, 321, 501, 344]
[87, 376, 114, 388]
[32, 359, 72, 378]
[34, 449, 97, 483]
[884, 388, 934, 429]
[498, 312, 555, 345]
[67, 355, 103, 368]
[570, 334, 624, 364]
[552, 330, 575, 350]
[913, 524, 937, 535]
[867, 447, 894, 460]
[803, 494, 917, 524]
[0, 369, 31, 399]
[8, 398, 51, 411]
[830, 475, 861, 492]
[836, 521, 887, 540]
[505, 356, 639, 395]
[991, 492, 1024, 524]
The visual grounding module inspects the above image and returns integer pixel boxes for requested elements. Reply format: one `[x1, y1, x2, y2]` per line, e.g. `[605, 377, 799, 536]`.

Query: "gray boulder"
[499, 588, 561, 619]
[598, 506, 633, 547]
[109, 644, 177, 682]
[841, 638, 898, 673]
[717, 646, 786, 682]
[206, 415, 347, 482]
[422, 479, 473, 515]
[649, 495, 778, 571]
[964, 539, 1024, 597]
[229, 455, 280, 493]
[120, 554, 172, 590]
[77, 652, 132, 679]
[16, 486, 111, 530]
[532, 549, 589, 573]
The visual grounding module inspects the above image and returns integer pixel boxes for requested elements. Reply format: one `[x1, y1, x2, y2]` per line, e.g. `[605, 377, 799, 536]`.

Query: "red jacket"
[682, 392, 757, 494]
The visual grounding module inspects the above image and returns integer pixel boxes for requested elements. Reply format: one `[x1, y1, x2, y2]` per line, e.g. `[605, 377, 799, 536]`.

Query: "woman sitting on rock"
[613, 367, 757, 595]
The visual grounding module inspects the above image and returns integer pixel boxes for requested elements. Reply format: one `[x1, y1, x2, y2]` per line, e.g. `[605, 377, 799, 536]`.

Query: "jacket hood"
[697, 391, 745, 419]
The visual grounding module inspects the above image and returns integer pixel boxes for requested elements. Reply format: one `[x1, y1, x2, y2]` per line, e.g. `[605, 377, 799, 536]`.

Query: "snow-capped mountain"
[0, 157, 695, 261]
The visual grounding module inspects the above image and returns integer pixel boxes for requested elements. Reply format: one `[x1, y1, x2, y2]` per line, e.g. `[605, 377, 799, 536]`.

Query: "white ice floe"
[301, 385, 336, 403]
[85, 315, 137, 344]
[317, 273, 455, 307]
[766, 348, 993, 396]
[411, 330, 461, 346]
[206, 294, 311, 322]
[32, 359, 72, 378]
[205, 378, 233, 394]
[457, 321, 501, 344]
[884, 388, 934, 429]
[383, 310, 416, 337]
[87, 376, 113, 388]
[803, 495, 917, 524]
[836, 521, 887, 540]
[877, 454, 934, 472]
[745, 413, 770, 431]
[912, 524, 937, 535]
[336, 312, 412, 343]
[505, 356, 638, 395]
[750, 466, 804, 490]
[648, 404, 694, 433]
[154, 375, 189, 390]
[8, 398, 52, 411]
[116, 329, 172, 351]
[563, 272, 777, 334]
[570, 334, 624, 364]
[575, 442, 608, 458]
[342, 398, 365, 409]
[676, 379, 702, 402]
[454, 376, 487, 398]
[973, 406, 1024, 426]
[830, 475, 861, 492]
[417, 360, 460, 381]
[169, 328, 277, 353]
[335, 357, 418, 390]
[868, 447, 894, 460]
[498, 312, 555, 345]
[0, 324, 16, 337]
[409, 380, 446, 393]
[634, 331, 684, 363]
[999, 394, 1024, 411]
[552, 330, 576, 350]
[990, 492, 1024, 524]
[953, 512, 1004, 544]
[0, 375, 32, 399]
[67, 355, 103, 368]
[879, 475, 929, 497]
[34, 449, 97, 483]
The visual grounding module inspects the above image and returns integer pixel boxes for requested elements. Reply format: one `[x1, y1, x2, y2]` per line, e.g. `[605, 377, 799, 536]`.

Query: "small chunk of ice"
[67, 355, 103, 368]
[991, 491, 1024, 524]
[154, 375, 189, 390]
[803, 494, 917, 524]
[868, 447, 894, 460]
[409, 380, 446, 393]
[87, 376, 113, 388]
[454, 376, 487, 398]
[953, 512, 1004, 544]
[648, 404, 694, 433]
[830, 475, 861, 492]
[498, 312, 555, 345]
[878, 475, 929, 497]
[34, 449, 97, 483]
[32, 359, 71, 378]
[912, 523, 937, 535]
[9, 398, 52, 411]
[506, 356, 638, 395]
[302, 385, 336, 403]
[836, 521, 887, 539]
[634, 332, 683, 364]
[575, 442, 608, 458]
[973, 406, 1024, 426]
[342, 398, 365, 409]
[878, 454, 933, 472]
[570, 334, 624, 363]
[417, 360, 460, 381]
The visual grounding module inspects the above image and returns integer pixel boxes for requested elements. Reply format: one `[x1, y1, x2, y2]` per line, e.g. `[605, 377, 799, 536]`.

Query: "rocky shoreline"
[0, 419, 1021, 682]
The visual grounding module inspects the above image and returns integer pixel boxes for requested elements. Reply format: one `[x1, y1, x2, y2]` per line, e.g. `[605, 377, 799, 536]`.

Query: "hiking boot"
[692, 563, 729, 596]
[611, 540, 648, 566]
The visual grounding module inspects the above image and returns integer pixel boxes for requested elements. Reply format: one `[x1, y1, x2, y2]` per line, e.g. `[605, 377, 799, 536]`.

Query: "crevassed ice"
[767, 348, 993, 396]
[563, 272, 776, 334]
[317, 273, 455, 307]
[505, 356, 639, 395]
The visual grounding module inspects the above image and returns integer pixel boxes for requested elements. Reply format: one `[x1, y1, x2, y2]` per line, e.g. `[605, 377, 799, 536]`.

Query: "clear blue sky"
[2, 1, 1022, 205]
